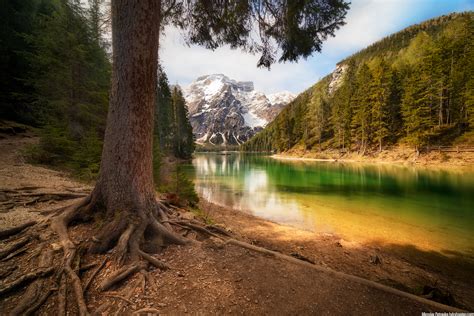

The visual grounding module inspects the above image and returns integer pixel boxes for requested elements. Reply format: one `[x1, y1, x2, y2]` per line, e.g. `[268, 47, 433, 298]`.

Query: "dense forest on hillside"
[0, 0, 194, 179]
[1, 0, 110, 177]
[242, 12, 474, 154]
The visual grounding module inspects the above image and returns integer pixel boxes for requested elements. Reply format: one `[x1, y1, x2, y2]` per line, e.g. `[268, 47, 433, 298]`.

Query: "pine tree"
[171, 86, 195, 159]
[21, 0, 110, 176]
[401, 65, 433, 152]
[0, 0, 39, 123]
[371, 58, 392, 152]
[351, 63, 374, 154]
[155, 67, 174, 151]
[305, 85, 329, 150]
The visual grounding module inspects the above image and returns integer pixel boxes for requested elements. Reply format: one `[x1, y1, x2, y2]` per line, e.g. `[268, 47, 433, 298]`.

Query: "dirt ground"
[203, 200, 474, 311]
[0, 132, 471, 315]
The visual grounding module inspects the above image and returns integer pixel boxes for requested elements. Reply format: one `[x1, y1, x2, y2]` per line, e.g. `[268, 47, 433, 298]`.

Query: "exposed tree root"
[11, 247, 53, 315]
[58, 274, 67, 316]
[206, 224, 232, 237]
[80, 262, 98, 272]
[1, 246, 28, 262]
[83, 258, 107, 294]
[50, 196, 92, 316]
[0, 190, 235, 314]
[104, 293, 134, 305]
[139, 250, 170, 270]
[134, 307, 161, 315]
[23, 288, 57, 316]
[0, 220, 36, 239]
[171, 220, 219, 238]
[0, 267, 54, 296]
[0, 265, 17, 279]
[100, 262, 147, 291]
[0, 235, 31, 260]
[11, 191, 87, 200]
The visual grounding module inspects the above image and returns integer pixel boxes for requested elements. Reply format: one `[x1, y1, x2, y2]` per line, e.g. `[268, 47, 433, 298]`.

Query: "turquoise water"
[182, 153, 474, 255]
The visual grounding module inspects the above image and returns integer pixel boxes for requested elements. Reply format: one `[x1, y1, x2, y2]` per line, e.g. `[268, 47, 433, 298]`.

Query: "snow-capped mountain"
[183, 74, 295, 146]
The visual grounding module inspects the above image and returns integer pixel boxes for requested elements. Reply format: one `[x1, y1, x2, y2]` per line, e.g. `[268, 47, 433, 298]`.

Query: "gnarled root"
[50, 196, 93, 316]
[0, 220, 36, 240]
[3, 192, 225, 315]
[100, 262, 147, 291]
[0, 267, 54, 296]
[11, 246, 54, 315]
[0, 235, 31, 260]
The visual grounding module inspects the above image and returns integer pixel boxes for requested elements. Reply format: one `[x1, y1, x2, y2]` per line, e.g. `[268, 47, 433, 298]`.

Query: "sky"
[160, 0, 473, 94]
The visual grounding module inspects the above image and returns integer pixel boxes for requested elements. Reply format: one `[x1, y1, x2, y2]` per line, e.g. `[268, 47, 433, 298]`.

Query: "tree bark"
[93, 0, 161, 213]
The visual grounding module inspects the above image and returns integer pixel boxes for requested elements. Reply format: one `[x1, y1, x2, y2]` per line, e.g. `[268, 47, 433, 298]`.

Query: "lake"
[182, 153, 474, 256]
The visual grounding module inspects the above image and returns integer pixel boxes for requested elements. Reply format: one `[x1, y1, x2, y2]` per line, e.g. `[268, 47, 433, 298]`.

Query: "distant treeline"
[242, 12, 474, 154]
[1, 0, 193, 179]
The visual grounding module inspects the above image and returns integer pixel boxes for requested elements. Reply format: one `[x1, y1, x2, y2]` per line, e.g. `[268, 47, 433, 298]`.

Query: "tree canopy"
[161, 0, 349, 68]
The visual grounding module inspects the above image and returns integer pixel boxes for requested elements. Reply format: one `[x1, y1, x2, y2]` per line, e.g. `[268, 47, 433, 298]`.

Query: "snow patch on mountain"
[183, 74, 295, 146]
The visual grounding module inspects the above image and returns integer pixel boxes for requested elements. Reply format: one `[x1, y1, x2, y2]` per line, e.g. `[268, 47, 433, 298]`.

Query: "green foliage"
[153, 70, 195, 160]
[171, 87, 195, 159]
[243, 12, 474, 153]
[152, 71, 197, 201]
[175, 166, 199, 206]
[2, 0, 111, 179]
[0, 0, 39, 124]
[165, 0, 349, 68]
[152, 149, 199, 206]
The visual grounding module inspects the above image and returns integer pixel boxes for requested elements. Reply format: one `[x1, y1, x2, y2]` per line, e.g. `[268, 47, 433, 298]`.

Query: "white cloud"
[159, 27, 317, 94]
[159, 0, 471, 95]
[321, 0, 412, 56]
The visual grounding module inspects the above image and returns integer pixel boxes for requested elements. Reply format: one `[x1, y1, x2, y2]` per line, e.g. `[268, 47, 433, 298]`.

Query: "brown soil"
[0, 132, 471, 315]
[203, 200, 474, 311]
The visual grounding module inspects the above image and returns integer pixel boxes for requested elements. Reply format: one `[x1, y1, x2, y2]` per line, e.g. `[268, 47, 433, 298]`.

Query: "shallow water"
[182, 153, 474, 256]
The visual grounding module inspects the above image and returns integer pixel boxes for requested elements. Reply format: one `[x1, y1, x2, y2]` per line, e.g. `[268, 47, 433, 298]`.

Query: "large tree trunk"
[94, 0, 160, 213]
[77, 0, 187, 256]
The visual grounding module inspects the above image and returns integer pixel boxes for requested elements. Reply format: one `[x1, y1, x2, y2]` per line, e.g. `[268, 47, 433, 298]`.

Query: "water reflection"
[182, 153, 474, 255]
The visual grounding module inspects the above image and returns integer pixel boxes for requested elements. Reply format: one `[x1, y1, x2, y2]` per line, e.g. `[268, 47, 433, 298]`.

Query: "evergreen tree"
[386, 69, 403, 143]
[0, 0, 39, 123]
[0, 0, 109, 178]
[305, 85, 329, 150]
[171, 87, 195, 159]
[155, 67, 174, 151]
[401, 65, 433, 152]
[371, 58, 392, 151]
[243, 12, 474, 154]
[331, 61, 356, 150]
[351, 63, 374, 153]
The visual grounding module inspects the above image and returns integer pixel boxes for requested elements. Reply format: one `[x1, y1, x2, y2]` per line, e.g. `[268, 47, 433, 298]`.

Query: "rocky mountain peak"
[183, 74, 295, 146]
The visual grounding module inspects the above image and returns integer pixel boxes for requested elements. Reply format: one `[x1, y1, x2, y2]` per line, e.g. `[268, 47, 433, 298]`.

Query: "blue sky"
[160, 0, 473, 94]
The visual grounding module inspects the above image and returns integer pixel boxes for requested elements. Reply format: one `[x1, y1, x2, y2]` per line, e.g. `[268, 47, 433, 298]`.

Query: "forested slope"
[242, 12, 474, 154]
[1, 0, 193, 179]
